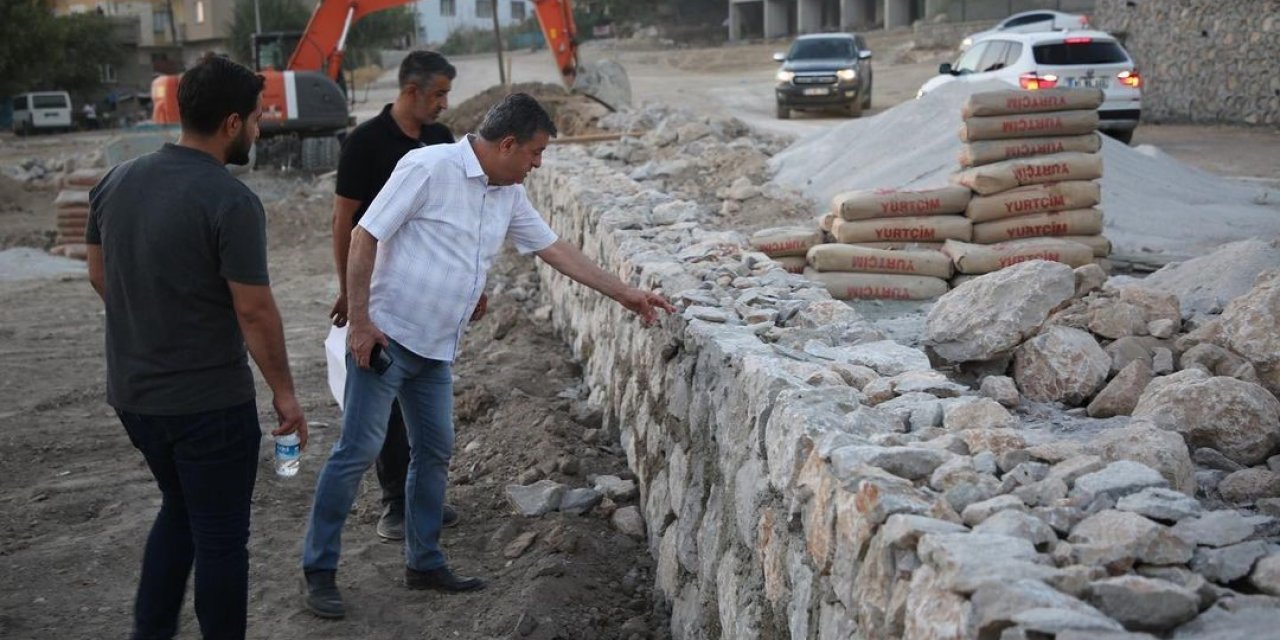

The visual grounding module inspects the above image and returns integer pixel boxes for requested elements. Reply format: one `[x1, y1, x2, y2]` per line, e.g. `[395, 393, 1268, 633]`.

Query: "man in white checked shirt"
[301, 93, 675, 618]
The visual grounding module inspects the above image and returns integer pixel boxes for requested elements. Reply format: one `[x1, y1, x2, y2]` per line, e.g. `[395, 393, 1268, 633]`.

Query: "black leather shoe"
[302, 570, 345, 619]
[442, 504, 459, 528]
[405, 565, 486, 593]
[376, 506, 405, 541]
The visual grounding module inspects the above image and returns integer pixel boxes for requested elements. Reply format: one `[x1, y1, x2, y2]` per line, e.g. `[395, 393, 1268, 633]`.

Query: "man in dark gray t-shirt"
[85, 55, 306, 640]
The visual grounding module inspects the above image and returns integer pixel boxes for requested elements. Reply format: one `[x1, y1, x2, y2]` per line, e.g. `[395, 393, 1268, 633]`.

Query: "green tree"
[229, 0, 416, 70]
[0, 2, 123, 97]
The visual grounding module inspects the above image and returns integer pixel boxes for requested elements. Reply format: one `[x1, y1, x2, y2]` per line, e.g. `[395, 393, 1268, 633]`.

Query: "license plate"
[1067, 77, 1109, 89]
[803, 88, 829, 96]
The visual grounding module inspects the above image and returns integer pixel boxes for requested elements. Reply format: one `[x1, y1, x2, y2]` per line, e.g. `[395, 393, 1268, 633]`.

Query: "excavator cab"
[253, 32, 303, 72]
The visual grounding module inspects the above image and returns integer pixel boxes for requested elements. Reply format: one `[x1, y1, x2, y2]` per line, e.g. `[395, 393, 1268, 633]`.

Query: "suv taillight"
[1118, 69, 1142, 88]
[1019, 72, 1059, 90]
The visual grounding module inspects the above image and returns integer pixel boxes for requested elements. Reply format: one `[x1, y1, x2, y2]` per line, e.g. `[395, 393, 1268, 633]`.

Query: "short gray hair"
[477, 93, 557, 143]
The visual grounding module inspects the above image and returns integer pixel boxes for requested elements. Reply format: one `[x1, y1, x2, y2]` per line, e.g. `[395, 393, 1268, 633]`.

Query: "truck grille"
[793, 75, 837, 85]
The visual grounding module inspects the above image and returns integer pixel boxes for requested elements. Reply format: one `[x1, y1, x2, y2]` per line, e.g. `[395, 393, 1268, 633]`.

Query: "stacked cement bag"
[49, 169, 108, 260]
[800, 186, 972, 300]
[804, 244, 953, 300]
[947, 88, 1112, 276]
[749, 226, 822, 274]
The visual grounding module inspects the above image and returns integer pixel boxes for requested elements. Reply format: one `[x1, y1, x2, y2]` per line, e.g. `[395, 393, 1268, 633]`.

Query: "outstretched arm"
[534, 239, 676, 325]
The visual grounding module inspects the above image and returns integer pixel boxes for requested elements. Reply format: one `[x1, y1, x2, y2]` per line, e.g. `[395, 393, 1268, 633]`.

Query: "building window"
[196, 1, 205, 24]
[511, 1, 525, 21]
[440, 0, 455, 17]
[153, 10, 169, 33]
[477, 0, 493, 19]
[99, 63, 117, 83]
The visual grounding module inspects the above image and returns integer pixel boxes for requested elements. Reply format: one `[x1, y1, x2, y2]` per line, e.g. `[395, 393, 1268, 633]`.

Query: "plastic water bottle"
[275, 433, 300, 477]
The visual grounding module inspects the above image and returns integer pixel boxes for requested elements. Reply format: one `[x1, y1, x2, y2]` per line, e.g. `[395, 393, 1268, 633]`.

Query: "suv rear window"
[1033, 41, 1128, 65]
[33, 95, 68, 109]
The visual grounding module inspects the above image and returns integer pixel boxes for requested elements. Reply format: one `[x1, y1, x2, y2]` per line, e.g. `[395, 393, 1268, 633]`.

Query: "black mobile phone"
[370, 343, 393, 375]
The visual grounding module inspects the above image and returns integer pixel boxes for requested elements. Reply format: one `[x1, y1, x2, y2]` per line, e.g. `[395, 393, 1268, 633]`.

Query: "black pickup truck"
[773, 33, 874, 119]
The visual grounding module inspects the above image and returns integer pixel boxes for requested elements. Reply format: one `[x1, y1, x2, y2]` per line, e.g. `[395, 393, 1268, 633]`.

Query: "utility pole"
[254, 0, 262, 33]
[490, 1, 506, 85]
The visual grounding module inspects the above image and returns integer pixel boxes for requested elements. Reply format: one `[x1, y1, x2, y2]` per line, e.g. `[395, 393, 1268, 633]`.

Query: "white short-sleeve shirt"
[358, 135, 558, 361]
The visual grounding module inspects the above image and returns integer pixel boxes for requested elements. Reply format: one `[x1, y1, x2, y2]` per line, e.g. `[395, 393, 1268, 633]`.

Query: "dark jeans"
[117, 401, 261, 640]
[376, 401, 409, 512]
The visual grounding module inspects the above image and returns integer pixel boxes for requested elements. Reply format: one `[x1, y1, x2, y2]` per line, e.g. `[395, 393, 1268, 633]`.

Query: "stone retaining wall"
[525, 148, 1083, 639]
[1094, 0, 1280, 125]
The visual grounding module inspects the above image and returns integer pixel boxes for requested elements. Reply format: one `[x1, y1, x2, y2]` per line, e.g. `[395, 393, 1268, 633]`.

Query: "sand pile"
[769, 80, 1280, 259]
[440, 82, 609, 139]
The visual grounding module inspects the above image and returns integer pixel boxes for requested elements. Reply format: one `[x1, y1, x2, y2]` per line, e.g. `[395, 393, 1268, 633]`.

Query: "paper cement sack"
[806, 243, 955, 278]
[831, 185, 972, 221]
[832, 215, 972, 244]
[1063, 235, 1112, 257]
[959, 133, 1102, 168]
[749, 226, 824, 257]
[965, 181, 1101, 222]
[962, 88, 1104, 117]
[773, 256, 808, 274]
[853, 242, 945, 251]
[960, 110, 1100, 142]
[943, 238, 1096, 274]
[804, 269, 949, 300]
[950, 152, 1103, 195]
[819, 213, 837, 232]
[972, 208, 1104, 244]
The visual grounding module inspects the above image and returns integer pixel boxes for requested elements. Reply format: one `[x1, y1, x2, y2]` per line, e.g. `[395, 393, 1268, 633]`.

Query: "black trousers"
[117, 401, 259, 640]
[375, 400, 409, 510]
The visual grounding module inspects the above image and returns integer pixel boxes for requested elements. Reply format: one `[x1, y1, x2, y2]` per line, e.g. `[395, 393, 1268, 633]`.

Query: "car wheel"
[1105, 129, 1135, 145]
[776, 104, 791, 120]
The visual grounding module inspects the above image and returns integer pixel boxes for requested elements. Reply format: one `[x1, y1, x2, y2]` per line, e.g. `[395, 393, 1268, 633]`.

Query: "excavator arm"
[287, 0, 417, 80]
[530, 0, 580, 85]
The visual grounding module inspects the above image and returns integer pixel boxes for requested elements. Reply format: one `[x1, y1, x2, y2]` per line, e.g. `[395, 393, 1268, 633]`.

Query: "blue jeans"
[302, 339, 454, 573]
[117, 401, 261, 640]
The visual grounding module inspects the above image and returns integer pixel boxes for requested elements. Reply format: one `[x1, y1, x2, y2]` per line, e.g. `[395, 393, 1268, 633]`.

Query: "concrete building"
[727, 0, 1095, 40]
[414, 0, 535, 46]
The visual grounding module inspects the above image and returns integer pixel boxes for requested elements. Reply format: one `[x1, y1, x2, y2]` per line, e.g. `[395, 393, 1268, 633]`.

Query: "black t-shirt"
[335, 103, 454, 225]
[86, 144, 269, 415]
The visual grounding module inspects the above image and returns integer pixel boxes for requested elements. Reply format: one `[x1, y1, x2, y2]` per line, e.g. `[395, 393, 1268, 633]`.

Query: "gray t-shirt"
[86, 144, 269, 415]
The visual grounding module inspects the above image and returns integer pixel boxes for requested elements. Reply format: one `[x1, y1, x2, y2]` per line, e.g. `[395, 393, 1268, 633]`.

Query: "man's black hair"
[477, 93, 557, 144]
[177, 54, 265, 136]
[399, 50, 457, 89]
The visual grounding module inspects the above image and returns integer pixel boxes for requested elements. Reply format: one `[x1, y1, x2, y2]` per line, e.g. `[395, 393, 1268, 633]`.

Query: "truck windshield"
[788, 39, 854, 60]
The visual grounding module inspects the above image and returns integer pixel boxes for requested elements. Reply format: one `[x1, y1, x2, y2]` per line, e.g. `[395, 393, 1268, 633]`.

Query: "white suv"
[918, 30, 1142, 143]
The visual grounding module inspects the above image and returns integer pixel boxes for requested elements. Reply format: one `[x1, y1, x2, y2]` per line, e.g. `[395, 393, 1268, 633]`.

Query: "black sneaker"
[302, 570, 345, 619]
[442, 504, 459, 528]
[376, 506, 405, 541]
[405, 565, 487, 593]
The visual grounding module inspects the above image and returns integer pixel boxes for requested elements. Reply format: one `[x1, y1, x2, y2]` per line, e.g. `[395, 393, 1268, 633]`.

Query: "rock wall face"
[1094, 0, 1280, 125]
[525, 146, 1280, 639]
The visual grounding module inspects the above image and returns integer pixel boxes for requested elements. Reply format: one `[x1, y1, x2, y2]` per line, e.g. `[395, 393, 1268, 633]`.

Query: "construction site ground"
[1, 32, 1278, 640]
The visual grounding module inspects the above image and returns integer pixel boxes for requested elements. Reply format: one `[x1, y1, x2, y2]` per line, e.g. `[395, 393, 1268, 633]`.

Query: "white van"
[12, 91, 73, 135]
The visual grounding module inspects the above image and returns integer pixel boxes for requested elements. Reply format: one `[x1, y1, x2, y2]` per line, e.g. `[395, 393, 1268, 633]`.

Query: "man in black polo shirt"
[328, 50, 472, 542]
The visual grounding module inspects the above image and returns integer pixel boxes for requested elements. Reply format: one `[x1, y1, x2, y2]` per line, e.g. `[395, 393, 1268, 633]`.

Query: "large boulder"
[1014, 326, 1110, 405]
[1216, 270, 1280, 398]
[1086, 422, 1196, 495]
[1141, 239, 1280, 318]
[1133, 369, 1280, 467]
[926, 260, 1075, 363]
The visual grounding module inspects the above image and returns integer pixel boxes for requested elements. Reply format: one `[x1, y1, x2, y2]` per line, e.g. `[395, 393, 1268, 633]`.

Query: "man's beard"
[226, 128, 253, 166]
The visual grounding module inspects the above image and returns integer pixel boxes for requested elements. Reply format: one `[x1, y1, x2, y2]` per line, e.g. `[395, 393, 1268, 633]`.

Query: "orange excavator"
[149, 0, 629, 169]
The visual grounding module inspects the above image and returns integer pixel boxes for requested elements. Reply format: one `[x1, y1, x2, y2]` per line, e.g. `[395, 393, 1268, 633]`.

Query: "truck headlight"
[836, 68, 857, 82]
[776, 70, 795, 83]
